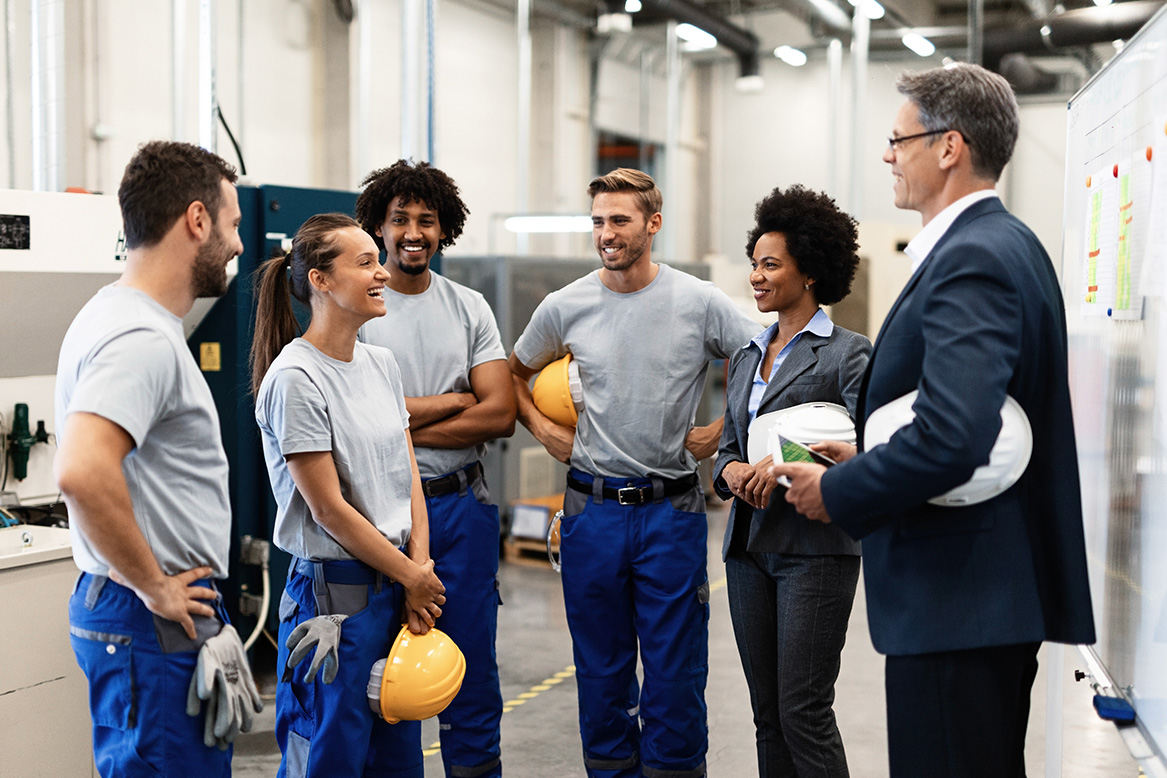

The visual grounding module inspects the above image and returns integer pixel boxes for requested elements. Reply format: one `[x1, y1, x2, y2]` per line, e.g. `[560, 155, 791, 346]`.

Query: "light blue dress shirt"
[746, 308, 834, 427]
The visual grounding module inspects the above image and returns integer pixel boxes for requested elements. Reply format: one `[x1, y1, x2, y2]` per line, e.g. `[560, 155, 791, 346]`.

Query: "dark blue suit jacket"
[821, 197, 1096, 656]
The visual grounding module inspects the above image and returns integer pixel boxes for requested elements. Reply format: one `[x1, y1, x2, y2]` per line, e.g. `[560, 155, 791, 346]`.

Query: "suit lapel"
[732, 346, 762, 437]
[756, 333, 824, 412]
[860, 196, 1006, 429]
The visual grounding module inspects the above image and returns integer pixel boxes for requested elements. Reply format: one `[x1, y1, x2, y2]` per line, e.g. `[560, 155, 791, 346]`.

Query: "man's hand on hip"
[111, 565, 220, 641]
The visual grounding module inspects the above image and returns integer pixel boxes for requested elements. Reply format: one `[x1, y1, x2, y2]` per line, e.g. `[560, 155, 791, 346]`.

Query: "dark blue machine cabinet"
[187, 184, 358, 638]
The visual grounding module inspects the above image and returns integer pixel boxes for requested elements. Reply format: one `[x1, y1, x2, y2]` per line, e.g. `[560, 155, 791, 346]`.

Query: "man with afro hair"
[356, 159, 516, 778]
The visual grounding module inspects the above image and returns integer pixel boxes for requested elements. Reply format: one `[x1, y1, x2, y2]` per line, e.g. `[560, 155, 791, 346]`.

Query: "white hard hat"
[863, 390, 1033, 507]
[748, 402, 855, 465]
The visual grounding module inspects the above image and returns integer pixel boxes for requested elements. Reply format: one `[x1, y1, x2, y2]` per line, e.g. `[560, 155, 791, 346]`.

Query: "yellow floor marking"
[426, 664, 578, 759]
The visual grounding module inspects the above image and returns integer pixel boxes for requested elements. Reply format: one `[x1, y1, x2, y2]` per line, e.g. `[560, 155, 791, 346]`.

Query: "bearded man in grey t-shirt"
[509, 168, 760, 778]
[55, 141, 261, 776]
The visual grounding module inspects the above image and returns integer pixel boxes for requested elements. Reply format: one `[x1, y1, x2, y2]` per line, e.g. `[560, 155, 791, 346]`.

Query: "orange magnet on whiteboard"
[1148, 147, 1153, 162]
[1086, 175, 1092, 187]
[1113, 164, 1119, 177]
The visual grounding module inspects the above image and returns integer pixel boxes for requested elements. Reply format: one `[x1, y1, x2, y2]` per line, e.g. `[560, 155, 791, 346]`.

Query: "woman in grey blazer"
[713, 185, 871, 778]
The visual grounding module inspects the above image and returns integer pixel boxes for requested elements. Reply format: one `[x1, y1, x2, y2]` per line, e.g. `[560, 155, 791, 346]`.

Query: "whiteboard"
[1062, 5, 1167, 765]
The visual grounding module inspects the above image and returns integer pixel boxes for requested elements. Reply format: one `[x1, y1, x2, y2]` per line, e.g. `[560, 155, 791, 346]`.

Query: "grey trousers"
[725, 549, 860, 778]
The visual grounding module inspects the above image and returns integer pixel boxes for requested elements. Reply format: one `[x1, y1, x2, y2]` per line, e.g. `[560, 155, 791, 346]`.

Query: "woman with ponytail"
[251, 213, 444, 778]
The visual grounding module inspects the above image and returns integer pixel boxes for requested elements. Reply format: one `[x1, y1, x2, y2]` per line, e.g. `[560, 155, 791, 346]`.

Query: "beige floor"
[233, 501, 1141, 777]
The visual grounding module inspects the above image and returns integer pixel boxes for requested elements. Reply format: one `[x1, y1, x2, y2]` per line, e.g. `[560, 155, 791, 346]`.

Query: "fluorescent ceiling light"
[1093, 0, 1113, 6]
[504, 215, 594, 234]
[676, 23, 717, 50]
[901, 32, 935, 57]
[846, 0, 884, 19]
[624, 0, 642, 12]
[774, 45, 808, 66]
[596, 12, 632, 33]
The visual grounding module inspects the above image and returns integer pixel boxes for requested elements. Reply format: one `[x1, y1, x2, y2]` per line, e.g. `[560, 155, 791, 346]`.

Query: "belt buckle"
[617, 486, 644, 506]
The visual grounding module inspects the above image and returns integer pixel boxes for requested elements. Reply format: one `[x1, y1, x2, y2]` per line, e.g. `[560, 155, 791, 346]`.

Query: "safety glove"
[186, 624, 264, 750]
[284, 614, 347, 685]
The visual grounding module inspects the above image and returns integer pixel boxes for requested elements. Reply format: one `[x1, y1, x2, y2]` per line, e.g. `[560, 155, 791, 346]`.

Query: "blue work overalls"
[69, 572, 232, 778]
[426, 463, 504, 778]
[560, 469, 711, 778]
[277, 558, 423, 778]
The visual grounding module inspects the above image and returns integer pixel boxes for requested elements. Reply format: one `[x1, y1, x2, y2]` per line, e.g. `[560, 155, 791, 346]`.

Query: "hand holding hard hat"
[863, 390, 1032, 507]
[531, 353, 583, 428]
[367, 625, 466, 723]
[754, 403, 855, 494]
[752, 402, 855, 466]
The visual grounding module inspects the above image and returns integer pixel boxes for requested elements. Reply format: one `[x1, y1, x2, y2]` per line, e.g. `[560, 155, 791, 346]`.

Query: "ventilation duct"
[606, 0, 761, 78]
[982, 0, 1164, 70]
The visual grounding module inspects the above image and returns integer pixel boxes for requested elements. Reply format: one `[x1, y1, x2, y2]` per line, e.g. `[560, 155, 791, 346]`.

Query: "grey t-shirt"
[359, 272, 506, 478]
[514, 264, 761, 480]
[255, 339, 413, 560]
[54, 285, 232, 578]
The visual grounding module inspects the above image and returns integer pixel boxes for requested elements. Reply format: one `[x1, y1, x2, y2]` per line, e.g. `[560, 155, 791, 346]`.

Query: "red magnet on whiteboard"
[1113, 164, 1119, 177]
[1148, 147, 1153, 162]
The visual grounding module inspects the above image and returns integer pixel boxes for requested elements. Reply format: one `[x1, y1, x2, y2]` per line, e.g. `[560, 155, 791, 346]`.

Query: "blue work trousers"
[68, 572, 232, 778]
[560, 470, 710, 778]
[427, 469, 504, 778]
[277, 558, 422, 778]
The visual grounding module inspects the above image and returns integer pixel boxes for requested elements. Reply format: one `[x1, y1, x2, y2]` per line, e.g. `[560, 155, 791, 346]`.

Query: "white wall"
[712, 50, 1071, 330]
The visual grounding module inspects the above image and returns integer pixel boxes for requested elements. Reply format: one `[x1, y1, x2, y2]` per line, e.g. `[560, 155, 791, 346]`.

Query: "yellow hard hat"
[531, 353, 583, 428]
[366, 625, 466, 723]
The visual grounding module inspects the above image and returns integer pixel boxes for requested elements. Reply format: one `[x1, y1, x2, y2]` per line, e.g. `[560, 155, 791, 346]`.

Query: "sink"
[0, 524, 73, 570]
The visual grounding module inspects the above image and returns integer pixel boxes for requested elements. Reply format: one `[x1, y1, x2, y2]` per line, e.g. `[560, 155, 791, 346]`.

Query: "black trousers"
[885, 642, 1041, 778]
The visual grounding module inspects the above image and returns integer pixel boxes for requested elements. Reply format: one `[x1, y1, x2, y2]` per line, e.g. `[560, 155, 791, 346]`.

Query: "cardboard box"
[509, 493, 564, 541]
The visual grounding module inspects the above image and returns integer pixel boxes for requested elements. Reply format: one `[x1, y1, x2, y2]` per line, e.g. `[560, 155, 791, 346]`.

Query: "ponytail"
[248, 213, 361, 395]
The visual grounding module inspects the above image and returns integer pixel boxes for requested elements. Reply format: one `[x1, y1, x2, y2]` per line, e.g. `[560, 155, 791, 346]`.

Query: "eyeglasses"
[886, 129, 950, 151]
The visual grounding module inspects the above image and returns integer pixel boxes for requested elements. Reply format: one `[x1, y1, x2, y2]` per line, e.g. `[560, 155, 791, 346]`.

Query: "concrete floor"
[233, 502, 1140, 777]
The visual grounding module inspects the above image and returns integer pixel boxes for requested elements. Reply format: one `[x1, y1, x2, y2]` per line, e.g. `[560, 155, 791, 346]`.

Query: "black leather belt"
[422, 462, 482, 498]
[566, 472, 698, 506]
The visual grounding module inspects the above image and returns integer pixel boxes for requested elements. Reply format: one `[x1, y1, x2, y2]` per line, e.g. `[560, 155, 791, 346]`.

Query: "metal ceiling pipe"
[6, 0, 17, 188]
[606, 0, 760, 78]
[517, 0, 532, 255]
[664, 18, 680, 259]
[982, 0, 1164, 67]
[198, 0, 216, 152]
[173, 0, 186, 141]
[798, 0, 851, 33]
[827, 37, 842, 199]
[849, 7, 869, 220]
[968, 0, 983, 64]
[31, 0, 65, 191]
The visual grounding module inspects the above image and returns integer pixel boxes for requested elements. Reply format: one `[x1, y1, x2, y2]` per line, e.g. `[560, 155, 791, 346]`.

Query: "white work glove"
[284, 614, 346, 685]
[186, 624, 264, 750]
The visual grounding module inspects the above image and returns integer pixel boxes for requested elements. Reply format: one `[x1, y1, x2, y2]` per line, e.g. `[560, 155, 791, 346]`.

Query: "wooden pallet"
[503, 536, 558, 569]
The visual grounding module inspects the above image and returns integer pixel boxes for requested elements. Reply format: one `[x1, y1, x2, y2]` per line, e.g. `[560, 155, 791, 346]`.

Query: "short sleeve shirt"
[359, 272, 506, 478]
[255, 339, 413, 560]
[513, 264, 761, 479]
[54, 285, 232, 578]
